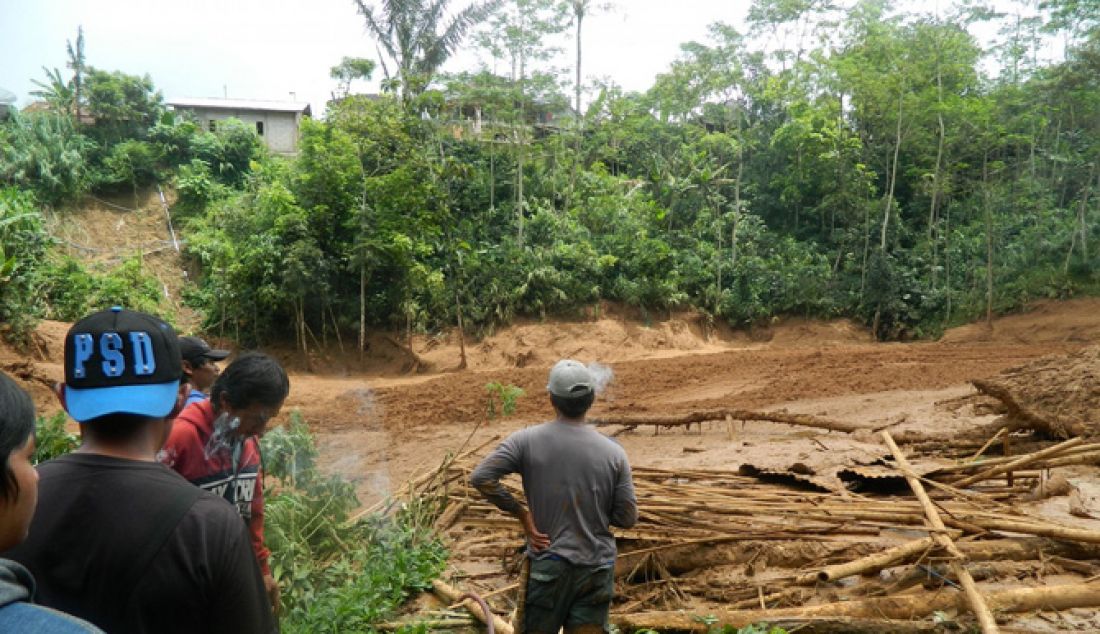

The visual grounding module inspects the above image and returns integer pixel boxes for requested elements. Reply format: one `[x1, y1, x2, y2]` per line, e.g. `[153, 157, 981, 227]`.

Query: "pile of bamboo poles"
[386, 428, 1100, 633]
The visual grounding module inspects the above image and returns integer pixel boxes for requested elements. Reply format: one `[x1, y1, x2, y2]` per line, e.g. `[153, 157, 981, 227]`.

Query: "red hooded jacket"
[161, 399, 270, 575]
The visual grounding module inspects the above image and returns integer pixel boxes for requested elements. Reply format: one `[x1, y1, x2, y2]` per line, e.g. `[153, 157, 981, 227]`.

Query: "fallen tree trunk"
[614, 580, 1100, 632]
[591, 409, 863, 433]
[971, 379, 1086, 438]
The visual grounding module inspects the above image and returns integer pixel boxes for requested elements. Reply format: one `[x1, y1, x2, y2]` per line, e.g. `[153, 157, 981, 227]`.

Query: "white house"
[166, 97, 311, 154]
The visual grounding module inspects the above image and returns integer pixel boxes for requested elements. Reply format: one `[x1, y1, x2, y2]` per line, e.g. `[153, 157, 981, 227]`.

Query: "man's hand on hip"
[520, 509, 551, 551]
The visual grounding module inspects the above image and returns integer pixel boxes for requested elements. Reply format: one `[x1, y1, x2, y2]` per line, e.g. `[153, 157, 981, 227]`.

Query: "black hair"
[551, 390, 595, 419]
[0, 371, 36, 502]
[211, 352, 290, 412]
[80, 413, 156, 441]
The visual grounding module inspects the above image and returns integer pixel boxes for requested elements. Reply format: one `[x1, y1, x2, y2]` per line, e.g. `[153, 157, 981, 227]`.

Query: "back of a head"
[211, 352, 290, 411]
[0, 371, 34, 503]
[62, 307, 182, 439]
[547, 359, 596, 419]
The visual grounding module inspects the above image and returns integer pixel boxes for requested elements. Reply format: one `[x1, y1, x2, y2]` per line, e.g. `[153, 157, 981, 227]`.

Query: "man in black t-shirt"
[5, 308, 276, 634]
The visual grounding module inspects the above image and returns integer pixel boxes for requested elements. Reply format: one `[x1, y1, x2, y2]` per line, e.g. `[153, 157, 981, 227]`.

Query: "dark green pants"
[524, 557, 614, 634]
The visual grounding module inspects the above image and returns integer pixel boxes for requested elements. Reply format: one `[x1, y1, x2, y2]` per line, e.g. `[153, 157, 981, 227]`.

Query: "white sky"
[0, 0, 752, 115]
[0, 1, 1058, 116]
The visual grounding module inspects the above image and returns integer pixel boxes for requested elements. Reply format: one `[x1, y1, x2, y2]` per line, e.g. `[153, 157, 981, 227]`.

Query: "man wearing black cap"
[470, 359, 637, 634]
[178, 336, 230, 407]
[4, 307, 276, 634]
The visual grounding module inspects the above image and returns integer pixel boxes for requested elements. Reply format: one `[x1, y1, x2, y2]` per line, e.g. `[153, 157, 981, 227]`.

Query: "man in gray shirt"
[470, 360, 637, 634]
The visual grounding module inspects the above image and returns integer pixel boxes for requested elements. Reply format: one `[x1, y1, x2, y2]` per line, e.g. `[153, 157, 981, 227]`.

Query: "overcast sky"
[0, 1, 1056, 116]
[0, 0, 755, 115]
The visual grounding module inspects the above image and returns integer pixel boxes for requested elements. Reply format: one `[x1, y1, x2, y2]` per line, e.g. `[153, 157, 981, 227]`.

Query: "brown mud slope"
[941, 297, 1100, 344]
[44, 188, 198, 329]
[973, 345, 1100, 438]
[281, 299, 1099, 507]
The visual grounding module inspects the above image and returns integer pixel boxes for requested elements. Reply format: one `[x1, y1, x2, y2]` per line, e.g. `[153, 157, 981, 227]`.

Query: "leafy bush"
[191, 118, 265, 187]
[0, 111, 90, 206]
[261, 414, 448, 632]
[37, 254, 168, 322]
[175, 159, 228, 213]
[93, 139, 162, 191]
[33, 412, 79, 464]
[0, 188, 50, 342]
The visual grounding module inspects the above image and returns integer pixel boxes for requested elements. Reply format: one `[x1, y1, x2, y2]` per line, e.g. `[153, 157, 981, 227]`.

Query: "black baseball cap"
[63, 307, 182, 423]
[178, 336, 230, 365]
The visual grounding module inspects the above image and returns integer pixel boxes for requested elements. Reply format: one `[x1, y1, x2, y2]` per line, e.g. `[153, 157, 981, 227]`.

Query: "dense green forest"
[3, 0, 1100, 350]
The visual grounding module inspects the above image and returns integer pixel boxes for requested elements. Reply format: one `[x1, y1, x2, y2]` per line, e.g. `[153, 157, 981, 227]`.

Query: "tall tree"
[66, 26, 86, 121]
[353, 0, 501, 104]
[476, 0, 570, 243]
[330, 56, 376, 99]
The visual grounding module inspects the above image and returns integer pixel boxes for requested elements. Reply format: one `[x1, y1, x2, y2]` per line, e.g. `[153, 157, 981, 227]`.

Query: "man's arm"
[469, 433, 550, 550]
[610, 455, 638, 529]
[469, 436, 524, 514]
[249, 439, 276, 608]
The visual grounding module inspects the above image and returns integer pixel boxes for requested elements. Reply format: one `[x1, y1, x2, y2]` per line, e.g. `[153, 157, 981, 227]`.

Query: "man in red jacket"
[161, 352, 289, 610]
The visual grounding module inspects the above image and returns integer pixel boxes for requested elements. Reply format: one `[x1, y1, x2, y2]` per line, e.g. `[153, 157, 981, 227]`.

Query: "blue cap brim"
[64, 381, 180, 423]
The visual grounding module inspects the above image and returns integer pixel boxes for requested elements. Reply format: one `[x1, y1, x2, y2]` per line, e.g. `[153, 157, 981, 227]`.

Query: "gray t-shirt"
[469, 421, 638, 565]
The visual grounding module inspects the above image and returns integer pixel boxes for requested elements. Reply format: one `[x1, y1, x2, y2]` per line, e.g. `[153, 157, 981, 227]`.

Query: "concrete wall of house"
[179, 107, 302, 154]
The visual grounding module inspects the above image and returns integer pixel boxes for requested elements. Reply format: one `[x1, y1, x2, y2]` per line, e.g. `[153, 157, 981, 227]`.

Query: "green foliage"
[0, 188, 50, 342]
[83, 67, 163, 146]
[33, 412, 79, 464]
[485, 382, 525, 418]
[261, 414, 448, 632]
[94, 139, 162, 191]
[190, 118, 265, 187]
[36, 254, 168, 322]
[175, 159, 229, 212]
[0, 110, 90, 206]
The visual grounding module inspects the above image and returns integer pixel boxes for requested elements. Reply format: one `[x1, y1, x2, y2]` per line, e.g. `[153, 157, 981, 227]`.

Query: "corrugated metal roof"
[167, 97, 311, 114]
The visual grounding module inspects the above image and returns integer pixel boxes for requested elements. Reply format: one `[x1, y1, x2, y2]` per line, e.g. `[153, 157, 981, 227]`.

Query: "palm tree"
[66, 26, 86, 121]
[30, 67, 74, 113]
[352, 0, 502, 104]
[570, 0, 589, 118]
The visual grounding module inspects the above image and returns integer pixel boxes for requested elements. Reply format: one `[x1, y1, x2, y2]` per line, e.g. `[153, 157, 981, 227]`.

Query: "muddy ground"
[4, 188, 1098, 631]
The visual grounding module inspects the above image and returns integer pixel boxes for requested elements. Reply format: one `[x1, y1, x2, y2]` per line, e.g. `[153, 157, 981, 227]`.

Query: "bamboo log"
[614, 580, 1100, 632]
[796, 536, 941, 585]
[962, 515, 1100, 544]
[932, 443, 1100, 475]
[591, 408, 863, 433]
[435, 500, 469, 532]
[432, 579, 514, 634]
[882, 431, 999, 634]
[725, 616, 947, 633]
[953, 437, 1085, 488]
[957, 537, 1100, 562]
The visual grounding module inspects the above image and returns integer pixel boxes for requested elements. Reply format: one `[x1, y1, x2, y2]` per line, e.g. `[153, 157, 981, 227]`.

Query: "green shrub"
[0, 111, 90, 206]
[175, 159, 228, 213]
[261, 414, 448, 632]
[0, 188, 50, 342]
[94, 139, 162, 192]
[37, 254, 169, 322]
[33, 412, 79, 464]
